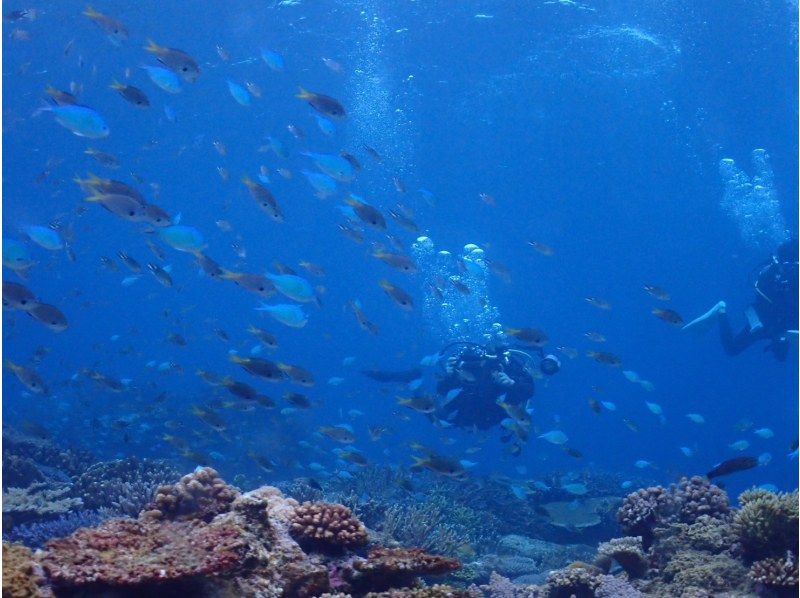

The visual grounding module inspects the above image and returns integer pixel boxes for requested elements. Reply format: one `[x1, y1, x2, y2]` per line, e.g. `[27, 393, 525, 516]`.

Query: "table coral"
[3, 483, 82, 524]
[349, 547, 461, 593]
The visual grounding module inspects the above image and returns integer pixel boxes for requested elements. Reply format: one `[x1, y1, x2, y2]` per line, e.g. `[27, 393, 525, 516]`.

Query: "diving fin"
[682, 300, 726, 333]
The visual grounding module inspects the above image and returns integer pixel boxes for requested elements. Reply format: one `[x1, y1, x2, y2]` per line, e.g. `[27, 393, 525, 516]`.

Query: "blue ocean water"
[2, 0, 797, 505]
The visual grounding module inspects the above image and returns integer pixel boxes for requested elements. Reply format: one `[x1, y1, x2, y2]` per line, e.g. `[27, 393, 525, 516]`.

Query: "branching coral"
[735, 488, 799, 560]
[594, 536, 648, 578]
[750, 551, 798, 594]
[290, 501, 368, 551]
[141, 466, 240, 522]
[71, 456, 180, 516]
[2, 543, 53, 598]
[661, 550, 748, 595]
[3, 455, 44, 490]
[3, 483, 82, 524]
[7, 508, 123, 548]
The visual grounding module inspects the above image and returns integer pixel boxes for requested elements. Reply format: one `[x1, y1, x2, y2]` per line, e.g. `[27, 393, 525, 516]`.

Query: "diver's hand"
[445, 356, 458, 374]
[493, 371, 515, 386]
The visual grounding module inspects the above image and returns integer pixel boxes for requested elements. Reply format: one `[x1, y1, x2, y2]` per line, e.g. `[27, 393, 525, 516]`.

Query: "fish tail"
[219, 268, 239, 280]
[5, 360, 17, 371]
[82, 5, 101, 18]
[228, 354, 245, 364]
[296, 86, 312, 99]
[83, 193, 104, 202]
[143, 38, 162, 54]
[109, 80, 124, 90]
[410, 456, 427, 469]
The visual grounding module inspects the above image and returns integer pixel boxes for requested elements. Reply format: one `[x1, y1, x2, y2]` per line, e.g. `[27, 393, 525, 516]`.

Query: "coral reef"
[141, 466, 240, 522]
[542, 564, 603, 598]
[3, 455, 45, 490]
[7, 508, 124, 549]
[616, 485, 675, 545]
[2, 543, 53, 598]
[40, 517, 245, 589]
[673, 476, 730, 523]
[3, 483, 83, 525]
[658, 550, 749, 595]
[4, 469, 464, 597]
[735, 488, 799, 560]
[70, 456, 180, 516]
[290, 501, 369, 551]
[469, 572, 539, 597]
[2, 427, 93, 478]
[594, 574, 642, 598]
[347, 547, 461, 593]
[594, 536, 648, 578]
[749, 551, 798, 596]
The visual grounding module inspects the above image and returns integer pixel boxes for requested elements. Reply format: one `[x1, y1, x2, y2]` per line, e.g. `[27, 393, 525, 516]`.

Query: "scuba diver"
[435, 341, 561, 430]
[683, 238, 798, 361]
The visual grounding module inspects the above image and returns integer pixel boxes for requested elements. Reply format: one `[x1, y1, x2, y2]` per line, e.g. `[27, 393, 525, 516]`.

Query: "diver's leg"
[718, 311, 759, 356]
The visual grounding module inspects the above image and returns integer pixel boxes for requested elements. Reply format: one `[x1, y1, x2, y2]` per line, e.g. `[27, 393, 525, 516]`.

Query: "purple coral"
[617, 485, 675, 547]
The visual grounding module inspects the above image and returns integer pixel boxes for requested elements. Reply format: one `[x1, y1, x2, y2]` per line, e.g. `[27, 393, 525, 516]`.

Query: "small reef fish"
[585, 297, 611, 310]
[296, 87, 346, 119]
[729, 440, 750, 451]
[644, 284, 671, 300]
[256, 303, 308, 328]
[652, 308, 684, 326]
[505, 327, 548, 347]
[753, 428, 774, 439]
[586, 351, 622, 367]
[706, 456, 758, 480]
[82, 5, 128, 44]
[110, 81, 150, 107]
[144, 39, 200, 82]
[378, 279, 413, 310]
[319, 424, 355, 443]
[538, 430, 568, 445]
[686, 413, 705, 424]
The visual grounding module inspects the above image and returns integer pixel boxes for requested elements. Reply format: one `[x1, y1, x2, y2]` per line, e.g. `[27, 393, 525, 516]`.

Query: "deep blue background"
[3, 0, 797, 497]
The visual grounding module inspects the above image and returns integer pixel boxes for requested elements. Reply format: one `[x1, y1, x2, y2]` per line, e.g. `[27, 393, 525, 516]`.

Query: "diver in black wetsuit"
[684, 238, 798, 361]
[435, 342, 560, 429]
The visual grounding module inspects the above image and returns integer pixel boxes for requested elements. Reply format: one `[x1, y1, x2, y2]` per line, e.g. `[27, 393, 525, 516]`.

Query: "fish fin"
[228, 354, 245, 364]
[240, 174, 254, 186]
[83, 193, 104, 202]
[109, 80, 124, 90]
[82, 5, 101, 18]
[296, 86, 311, 99]
[219, 268, 239, 280]
[143, 38, 162, 54]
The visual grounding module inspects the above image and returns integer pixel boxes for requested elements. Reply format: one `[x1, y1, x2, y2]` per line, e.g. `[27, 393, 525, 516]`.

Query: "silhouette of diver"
[684, 238, 798, 361]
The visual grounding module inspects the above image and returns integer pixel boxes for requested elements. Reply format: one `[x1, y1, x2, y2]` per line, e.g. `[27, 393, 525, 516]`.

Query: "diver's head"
[777, 237, 799, 263]
[540, 354, 561, 376]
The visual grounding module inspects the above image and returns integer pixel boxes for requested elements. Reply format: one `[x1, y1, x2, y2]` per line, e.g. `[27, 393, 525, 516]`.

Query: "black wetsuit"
[719, 252, 798, 362]
[437, 349, 535, 429]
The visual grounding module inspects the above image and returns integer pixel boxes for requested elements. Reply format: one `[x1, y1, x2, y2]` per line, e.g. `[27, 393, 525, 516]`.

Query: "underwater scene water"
[1, 1, 798, 596]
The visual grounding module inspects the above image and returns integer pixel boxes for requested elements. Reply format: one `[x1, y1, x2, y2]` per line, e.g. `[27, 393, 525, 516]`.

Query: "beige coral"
[141, 466, 240, 522]
[734, 488, 798, 559]
[290, 501, 369, 550]
[749, 551, 798, 590]
[2, 543, 53, 598]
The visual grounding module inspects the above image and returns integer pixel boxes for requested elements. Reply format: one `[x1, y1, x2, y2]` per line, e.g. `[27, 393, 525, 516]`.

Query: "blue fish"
[302, 170, 337, 198]
[314, 114, 335, 136]
[256, 303, 308, 328]
[264, 273, 315, 303]
[302, 152, 354, 182]
[158, 225, 205, 253]
[227, 80, 251, 106]
[45, 104, 109, 138]
[538, 430, 568, 445]
[3, 239, 34, 274]
[24, 225, 62, 250]
[260, 48, 285, 71]
[142, 65, 182, 94]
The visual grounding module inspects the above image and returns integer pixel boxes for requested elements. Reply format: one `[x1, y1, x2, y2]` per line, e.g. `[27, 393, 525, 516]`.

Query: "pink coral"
[349, 547, 461, 593]
[40, 517, 245, 589]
